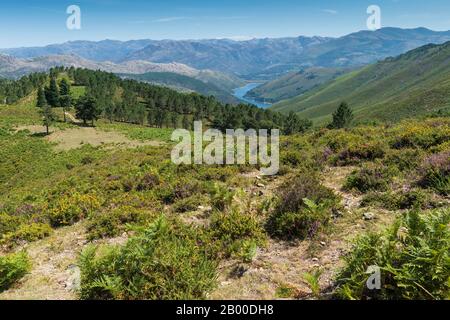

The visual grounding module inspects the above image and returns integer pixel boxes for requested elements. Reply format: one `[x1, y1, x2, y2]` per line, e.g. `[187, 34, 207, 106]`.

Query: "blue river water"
[233, 83, 272, 109]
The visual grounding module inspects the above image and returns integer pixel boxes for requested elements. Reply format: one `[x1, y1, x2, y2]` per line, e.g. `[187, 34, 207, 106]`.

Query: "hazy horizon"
[1, 0, 450, 48]
[3, 26, 450, 50]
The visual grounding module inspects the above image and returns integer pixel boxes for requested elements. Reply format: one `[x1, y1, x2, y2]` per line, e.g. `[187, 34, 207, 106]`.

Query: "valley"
[0, 21, 449, 303]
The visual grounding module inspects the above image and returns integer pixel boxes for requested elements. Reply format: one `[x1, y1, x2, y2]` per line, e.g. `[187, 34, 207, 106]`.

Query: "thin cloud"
[322, 9, 338, 15]
[153, 17, 191, 23]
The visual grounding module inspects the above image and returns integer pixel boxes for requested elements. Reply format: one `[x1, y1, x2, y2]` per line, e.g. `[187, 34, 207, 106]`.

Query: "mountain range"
[3, 27, 450, 79]
[271, 41, 450, 123]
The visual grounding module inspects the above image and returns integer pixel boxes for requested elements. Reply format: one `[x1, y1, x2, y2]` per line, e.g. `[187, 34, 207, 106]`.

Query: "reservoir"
[233, 83, 272, 109]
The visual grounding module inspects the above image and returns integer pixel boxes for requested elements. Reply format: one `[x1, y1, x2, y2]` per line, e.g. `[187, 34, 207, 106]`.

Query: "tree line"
[3, 67, 313, 134]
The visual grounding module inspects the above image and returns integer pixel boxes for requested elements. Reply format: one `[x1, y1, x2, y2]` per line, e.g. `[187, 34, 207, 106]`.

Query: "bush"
[48, 193, 102, 227]
[266, 173, 340, 240]
[335, 209, 450, 300]
[383, 148, 424, 172]
[418, 151, 450, 195]
[361, 189, 435, 211]
[391, 120, 450, 150]
[209, 183, 234, 211]
[79, 216, 218, 300]
[344, 164, 397, 193]
[1, 223, 52, 246]
[135, 173, 160, 191]
[336, 141, 386, 165]
[173, 195, 207, 213]
[210, 209, 266, 258]
[86, 206, 154, 240]
[0, 251, 31, 292]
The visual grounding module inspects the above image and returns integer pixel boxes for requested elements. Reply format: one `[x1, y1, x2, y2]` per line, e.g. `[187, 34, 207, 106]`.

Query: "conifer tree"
[45, 77, 60, 108]
[329, 102, 354, 129]
[36, 87, 47, 108]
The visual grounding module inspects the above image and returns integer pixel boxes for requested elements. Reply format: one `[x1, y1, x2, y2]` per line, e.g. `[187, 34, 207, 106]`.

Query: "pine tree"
[40, 103, 56, 135]
[75, 95, 101, 126]
[36, 87, 47, 108]
[182, 115, 190, 130]
[45, 77, 60, 107]
[329, 102, 354, 129]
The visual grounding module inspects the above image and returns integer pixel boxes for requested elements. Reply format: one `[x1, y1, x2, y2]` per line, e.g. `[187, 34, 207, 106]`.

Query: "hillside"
[0, 54, 243, 103]
[3, 28, 450, 78]
[0, 93, 448, 299]
[246, 67, 352, 103]
[119, 72, 240, 104]
[272, 41, 450, 123]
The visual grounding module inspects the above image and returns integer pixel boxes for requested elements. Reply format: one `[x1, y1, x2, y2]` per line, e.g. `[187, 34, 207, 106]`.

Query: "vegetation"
[328, 102, 354, 129]
[0, 251, 30, 292]
[79, 216, 218, 300]
[335, 209, 450, 300]
[266, 172, 340, 240]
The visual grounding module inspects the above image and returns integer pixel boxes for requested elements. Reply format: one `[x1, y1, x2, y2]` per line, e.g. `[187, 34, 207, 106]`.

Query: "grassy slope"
[272, 42, 450, 124]
[246, 67, 352, 103]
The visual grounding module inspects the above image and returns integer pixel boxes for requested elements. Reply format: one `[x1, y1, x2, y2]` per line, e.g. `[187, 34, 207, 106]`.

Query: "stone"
[363, 212, 376, 221]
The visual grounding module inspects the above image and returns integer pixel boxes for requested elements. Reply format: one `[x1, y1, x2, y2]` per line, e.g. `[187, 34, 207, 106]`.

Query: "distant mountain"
[245, 67, 353, 103]
[271, 41, 450, 123]
[3, 28, 450, 79]
[119, 72, 240, 104]
[0, 54, 243, 103]
[1, 39, 153, 62]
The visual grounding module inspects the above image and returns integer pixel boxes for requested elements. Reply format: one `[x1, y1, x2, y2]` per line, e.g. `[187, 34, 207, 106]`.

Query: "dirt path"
[210, 167, 379, 300]
[0, 223, 87, 300]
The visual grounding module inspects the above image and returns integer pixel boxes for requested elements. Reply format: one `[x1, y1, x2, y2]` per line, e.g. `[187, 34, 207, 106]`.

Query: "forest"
[0, 67, 312, 134]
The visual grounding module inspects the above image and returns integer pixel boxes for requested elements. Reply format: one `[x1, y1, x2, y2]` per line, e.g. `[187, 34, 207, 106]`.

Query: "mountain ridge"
[3, 27, 450, 78]
[271, 40, 450, 123]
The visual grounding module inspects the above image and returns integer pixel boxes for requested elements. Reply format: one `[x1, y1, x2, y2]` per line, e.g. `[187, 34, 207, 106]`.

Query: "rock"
[311, 257, 319, 262]
[256, 176, 262, 180]
[320, 241, 326, 247]
[363, 212, 376, 221]
[257, 183, 265, 188]
[65, 265, 81, 291]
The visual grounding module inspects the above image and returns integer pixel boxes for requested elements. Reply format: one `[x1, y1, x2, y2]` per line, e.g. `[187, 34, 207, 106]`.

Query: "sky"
[0, 0, 450, 48]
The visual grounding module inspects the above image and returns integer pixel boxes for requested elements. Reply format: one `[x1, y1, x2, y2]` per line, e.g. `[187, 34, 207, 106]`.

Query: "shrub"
[418, 151, 450, 195]
[79, 216, 218, 300]
[344, 164, 397, 193]
[135, 173, 160, 191]
[86, 206, 154, 240]
[1, 223, 52, 246]
[383, 148, 424, 172]
[209, 183, 234, 211]
[335, 209, 450, 300]
[391, 121, 450, 150]
[266, 172, 340, 240]
[0, 251, 31, 292]
[336, 141, 386, 165]
[267, 198, 333, 241]
[173, 195, 207, 213]
[48, 193, 102, 227]
[361, 189, 435, 210]
[210, 209, 266, 258]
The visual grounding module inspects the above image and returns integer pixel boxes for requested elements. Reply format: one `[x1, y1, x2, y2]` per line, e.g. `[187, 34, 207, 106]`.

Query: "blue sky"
[1, 0, 450, 48]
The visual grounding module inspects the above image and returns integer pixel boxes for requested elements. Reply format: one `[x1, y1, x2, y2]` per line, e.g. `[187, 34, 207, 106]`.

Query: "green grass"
[98, 121, 174, 142]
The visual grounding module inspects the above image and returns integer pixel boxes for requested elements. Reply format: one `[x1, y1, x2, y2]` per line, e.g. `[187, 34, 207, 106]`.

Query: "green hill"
[118, 72, 240, 104]
[271, 41, 450, 123]
[246, 67, 352, 103]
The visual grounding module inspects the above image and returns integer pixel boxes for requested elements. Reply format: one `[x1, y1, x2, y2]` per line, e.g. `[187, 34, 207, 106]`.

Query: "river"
[233, 83, 272, 109]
